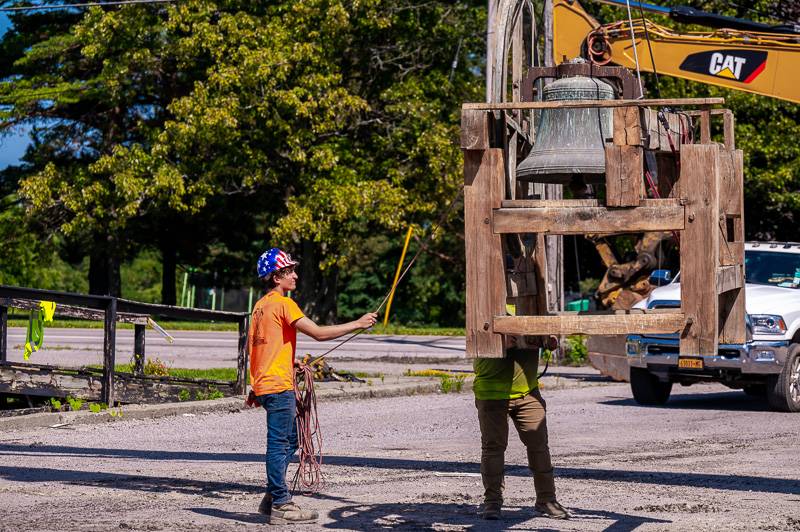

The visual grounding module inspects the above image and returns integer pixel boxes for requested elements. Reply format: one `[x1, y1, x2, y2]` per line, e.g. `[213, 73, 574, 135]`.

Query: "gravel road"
[0, 370, 798, 531]
[5, 327, 466, 369]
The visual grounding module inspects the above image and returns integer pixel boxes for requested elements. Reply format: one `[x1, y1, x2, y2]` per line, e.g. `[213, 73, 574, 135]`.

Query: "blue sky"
[0, 13, 32, 170]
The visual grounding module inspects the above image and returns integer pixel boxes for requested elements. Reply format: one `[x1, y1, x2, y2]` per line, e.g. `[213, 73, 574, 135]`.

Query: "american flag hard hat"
[257, 248, 298, 278]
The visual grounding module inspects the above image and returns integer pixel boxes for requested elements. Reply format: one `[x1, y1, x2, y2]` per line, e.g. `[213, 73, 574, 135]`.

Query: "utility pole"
[486, 0, 498, 101]
[543, 0, 564, 315]
[485, 0, 563, 316]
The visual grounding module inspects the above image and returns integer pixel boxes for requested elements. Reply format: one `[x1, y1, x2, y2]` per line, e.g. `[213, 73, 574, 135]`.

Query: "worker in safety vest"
[473, 341, 569, 520]
[249, 247, 377, 525]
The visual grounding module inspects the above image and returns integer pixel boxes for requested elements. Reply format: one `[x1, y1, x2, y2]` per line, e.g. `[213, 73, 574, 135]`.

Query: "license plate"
[678, 357, 704, 370]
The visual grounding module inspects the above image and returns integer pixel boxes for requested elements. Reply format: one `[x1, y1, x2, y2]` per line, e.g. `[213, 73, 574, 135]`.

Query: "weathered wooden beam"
[500, 198, 679, 209]
[719, 150, 746, 344]
[613, 106, 642, 146]
[133, 324, 146, 377]
[504, 113, 533, 146]
[717, 265, 743, 294]
[465, 149, 506, 358]
[723, 109, 735, 151]
[0, 285, 109, 310]
[0, 305, 6, 363]
[492, 203, 684, 235]
[699, 106, 712, 144]
[684, 108, 736, 150]
[0, 298, 148, 325]
[684, 108, 730, 116]
[605, 145, 643, 207]
[719, 150, 744, 218]
[680, 144, 720, 356]
[236, 316, 249, 394]
[116, 298, 244, 323]
[719, 150, 745, 271]
[461, 109, 491, 150]
[0, 361, 237, 403]
[115, 374, 236, 404]
[0, 363, 103, 400]
[493, 312, 686, 336]
[463, 98, 725, 111]
[641, 109, 690, 151]
[103, 298, 117, 405]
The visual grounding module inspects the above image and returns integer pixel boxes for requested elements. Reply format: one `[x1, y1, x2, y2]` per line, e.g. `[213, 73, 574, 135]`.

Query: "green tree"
[133, 0, 484, 320]
[0, 3, 208, 297]
[1, 1, 483, 322]
[589, 1, 800, 242]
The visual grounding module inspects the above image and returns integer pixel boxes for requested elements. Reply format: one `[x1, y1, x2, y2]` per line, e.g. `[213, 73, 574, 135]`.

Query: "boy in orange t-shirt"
[249, 248, 376, 525]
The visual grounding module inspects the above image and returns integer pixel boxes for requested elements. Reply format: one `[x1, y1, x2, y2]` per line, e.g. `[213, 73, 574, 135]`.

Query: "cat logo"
[679, 50, 768, 84]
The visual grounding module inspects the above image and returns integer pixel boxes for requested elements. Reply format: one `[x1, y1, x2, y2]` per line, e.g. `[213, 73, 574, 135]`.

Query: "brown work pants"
[475, 389, 556, 506]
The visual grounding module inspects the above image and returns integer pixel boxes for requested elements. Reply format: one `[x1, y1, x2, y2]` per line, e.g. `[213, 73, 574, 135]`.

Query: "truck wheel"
[630, 367, 672, 405]
[766, 344, 800, 412]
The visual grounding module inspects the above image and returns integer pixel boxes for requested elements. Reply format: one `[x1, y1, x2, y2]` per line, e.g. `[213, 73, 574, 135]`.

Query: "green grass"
[338, 370, 385, 379]
[8, 318, 238, 331]
[89, 364, 241, 382]
[367, 324, 465, 336]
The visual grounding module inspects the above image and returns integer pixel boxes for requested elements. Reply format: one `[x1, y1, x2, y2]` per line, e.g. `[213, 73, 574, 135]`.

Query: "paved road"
[5, 327, 466, 369]
[0, 369, 797, 531]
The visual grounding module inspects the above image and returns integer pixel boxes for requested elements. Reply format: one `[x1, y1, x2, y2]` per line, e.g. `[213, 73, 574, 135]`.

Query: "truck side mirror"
[649, 269, 672, 286]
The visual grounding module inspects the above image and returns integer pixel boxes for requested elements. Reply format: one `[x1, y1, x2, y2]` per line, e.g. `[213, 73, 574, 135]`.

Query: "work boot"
[269, 502, 319, 525]
[257, 493, 271, 515]
[478, 502, 501, 520]
[534, 500, 570, 519]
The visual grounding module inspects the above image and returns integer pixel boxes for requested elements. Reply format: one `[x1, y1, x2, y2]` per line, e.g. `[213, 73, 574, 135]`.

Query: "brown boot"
[257, 493, 271, 515]
[269, 502, 319, 525]
[478, 502, 501, 520]
[534, 500, 570, 519]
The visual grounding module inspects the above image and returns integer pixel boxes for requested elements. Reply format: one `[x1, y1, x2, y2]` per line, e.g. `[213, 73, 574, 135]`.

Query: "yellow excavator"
[554, 0, 800, 103]
[549, 0, 799, 310]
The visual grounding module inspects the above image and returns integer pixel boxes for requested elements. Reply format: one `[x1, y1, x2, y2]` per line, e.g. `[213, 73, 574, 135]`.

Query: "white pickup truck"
[626, 242, 800, 412]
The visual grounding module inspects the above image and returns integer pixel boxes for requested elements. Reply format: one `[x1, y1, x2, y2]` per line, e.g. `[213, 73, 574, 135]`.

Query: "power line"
[0, 0, 175, 12]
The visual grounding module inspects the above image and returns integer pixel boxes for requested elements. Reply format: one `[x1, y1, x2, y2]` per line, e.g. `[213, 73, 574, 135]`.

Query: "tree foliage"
[2, 1, 797, 326]
[0, 1, 483, 323]
[590, 0, 800, 241]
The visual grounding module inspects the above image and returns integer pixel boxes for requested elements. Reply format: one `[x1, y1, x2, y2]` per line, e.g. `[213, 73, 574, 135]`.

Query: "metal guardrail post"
[103, 298, 117, 405]
[0, 305, 7, 362]
[133, 323, 146, 376]
[236, 315, 249, 395]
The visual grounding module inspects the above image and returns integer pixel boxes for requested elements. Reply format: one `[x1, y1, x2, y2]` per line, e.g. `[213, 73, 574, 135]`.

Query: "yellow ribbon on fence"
[24, 301, 56, 360]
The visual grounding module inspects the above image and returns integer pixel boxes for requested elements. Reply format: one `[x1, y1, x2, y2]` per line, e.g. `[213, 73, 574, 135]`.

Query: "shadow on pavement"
[545, 371, 615, 383]
[189, 507, 266, 524]
[320, 500, 670, 531]
[1, 455, 798, 496]
[600, 390, 771, 412]
[0, 465, 260, 495]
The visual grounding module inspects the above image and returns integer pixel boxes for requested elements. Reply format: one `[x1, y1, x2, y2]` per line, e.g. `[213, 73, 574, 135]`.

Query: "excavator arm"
[554, 0, 800, 103]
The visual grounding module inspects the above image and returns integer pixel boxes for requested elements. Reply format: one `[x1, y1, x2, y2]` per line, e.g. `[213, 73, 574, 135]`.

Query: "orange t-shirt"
[248, 291, 305, 395]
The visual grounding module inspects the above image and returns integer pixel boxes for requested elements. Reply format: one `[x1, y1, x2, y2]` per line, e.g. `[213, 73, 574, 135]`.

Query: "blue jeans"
[257, 390, 298, 505]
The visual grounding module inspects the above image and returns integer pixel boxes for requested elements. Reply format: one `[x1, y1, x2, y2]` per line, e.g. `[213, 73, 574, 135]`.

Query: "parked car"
[626, 242, 800, 412]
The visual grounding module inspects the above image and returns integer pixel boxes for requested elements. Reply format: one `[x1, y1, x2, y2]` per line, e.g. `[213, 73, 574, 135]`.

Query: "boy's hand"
[355, 312, 378, 329]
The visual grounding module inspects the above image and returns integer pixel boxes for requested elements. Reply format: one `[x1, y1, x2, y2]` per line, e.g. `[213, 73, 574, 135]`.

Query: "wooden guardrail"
[0, 285, 249, 404]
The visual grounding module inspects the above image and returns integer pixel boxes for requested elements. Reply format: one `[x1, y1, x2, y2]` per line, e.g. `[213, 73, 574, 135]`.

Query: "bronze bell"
[516, 75, 615, 185]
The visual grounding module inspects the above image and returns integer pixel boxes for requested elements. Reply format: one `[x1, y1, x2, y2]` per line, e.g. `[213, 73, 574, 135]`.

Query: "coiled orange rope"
[292, 363, 324, 492]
